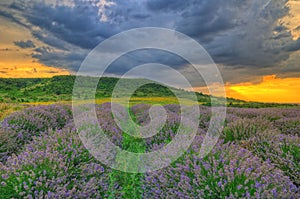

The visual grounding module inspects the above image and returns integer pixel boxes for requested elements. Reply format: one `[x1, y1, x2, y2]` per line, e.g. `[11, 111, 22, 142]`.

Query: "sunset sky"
[0, 0, 300, 103]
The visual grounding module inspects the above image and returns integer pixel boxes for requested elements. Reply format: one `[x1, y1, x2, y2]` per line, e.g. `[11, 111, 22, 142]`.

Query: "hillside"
[0, 75, 296, 107]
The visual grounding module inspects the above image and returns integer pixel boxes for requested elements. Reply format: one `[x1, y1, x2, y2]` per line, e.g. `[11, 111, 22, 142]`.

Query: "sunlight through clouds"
[227, 75, 300, 103]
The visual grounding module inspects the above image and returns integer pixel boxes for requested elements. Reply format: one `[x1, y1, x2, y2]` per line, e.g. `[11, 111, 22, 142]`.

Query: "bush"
[0, 129, 112, 198]
[242, 132, 300, 186]
[273, 117, 300, 136]
[143, 138, 298, 198]
[221, 117, 276, 143]
[0, 105, 72, 162]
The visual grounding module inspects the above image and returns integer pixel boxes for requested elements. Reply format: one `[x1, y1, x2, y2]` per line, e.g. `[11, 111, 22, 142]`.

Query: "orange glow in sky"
[0, 45, 69, 78]
[227, 75, 300, 103]
[0, 62, 70, 78]
[0, 17, 70, 78]
[194, 75, 300, 103]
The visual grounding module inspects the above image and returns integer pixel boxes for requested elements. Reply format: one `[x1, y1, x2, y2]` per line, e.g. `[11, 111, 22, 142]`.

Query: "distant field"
[23, 97, 198, 106]
[0, 76, 298, 108]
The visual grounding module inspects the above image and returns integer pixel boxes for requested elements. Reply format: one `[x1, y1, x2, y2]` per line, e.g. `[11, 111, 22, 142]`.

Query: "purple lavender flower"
[217, 181, 222, 187]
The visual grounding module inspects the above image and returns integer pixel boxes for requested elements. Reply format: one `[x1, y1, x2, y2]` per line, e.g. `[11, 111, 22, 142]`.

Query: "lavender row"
[0, 103, 299, 198]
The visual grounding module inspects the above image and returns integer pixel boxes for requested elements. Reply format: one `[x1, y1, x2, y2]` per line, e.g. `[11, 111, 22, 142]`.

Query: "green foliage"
[242, 133, 300, 186]
[0, 158, 60, 198]
[109, 113, 145, 199]
[0, 76, 298, 108]
[0, 76, 202, 103]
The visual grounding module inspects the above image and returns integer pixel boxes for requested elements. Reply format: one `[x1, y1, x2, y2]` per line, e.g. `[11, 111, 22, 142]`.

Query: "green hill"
[0, 75, 296, 107]
[0, 75, 207, 102]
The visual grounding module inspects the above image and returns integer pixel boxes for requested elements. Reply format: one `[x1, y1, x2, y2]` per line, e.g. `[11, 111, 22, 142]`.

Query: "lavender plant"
[273, 117, 300, 136]
[0, 105, 72, 162]
[221, 117, 276, 143]
[0, 129, 113, 198]
[143, 137, 299, 198]
[1, 103, 299, 198]
[242, 132, 300, 186]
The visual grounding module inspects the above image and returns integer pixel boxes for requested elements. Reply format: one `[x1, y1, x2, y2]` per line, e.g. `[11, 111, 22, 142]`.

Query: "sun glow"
[194, 75, 300, 103]
[227, 75, 300, 103]
[0, 62, 70, 78]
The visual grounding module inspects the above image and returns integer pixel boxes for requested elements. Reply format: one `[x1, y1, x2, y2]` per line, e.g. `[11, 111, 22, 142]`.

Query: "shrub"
[0, 128, 16, 162]
[221, 117, 276, 143]
[2, 104, 72, 134]
[242, 132, 300, 186]
[0, 129, 112, 198]
[0, 105, 72, 162]
[143, 138, 298, 198]
[273, 117, 300, 136]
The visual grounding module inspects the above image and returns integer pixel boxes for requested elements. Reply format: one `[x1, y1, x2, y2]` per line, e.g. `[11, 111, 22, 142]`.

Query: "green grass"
[108, 110, 146, 199]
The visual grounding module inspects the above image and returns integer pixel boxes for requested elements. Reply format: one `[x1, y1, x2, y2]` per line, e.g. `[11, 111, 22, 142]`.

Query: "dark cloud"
[142, 0, 300, 70]
[0, 0, 300, 84]
[105, 49, 189, 75]
[284, 38, 300, 52]
[32, 46, 88, 70]
[148, 0, 241, 37]
[31, 30, 69, 50]
[14, 40, 35, 48]
[23, 2, 116, 49]
[0, 9, 27, 27]
[171, 0, 293, 67]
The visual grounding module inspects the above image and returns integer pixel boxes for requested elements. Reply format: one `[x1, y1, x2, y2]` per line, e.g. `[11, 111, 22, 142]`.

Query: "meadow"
[0, 102, 299, 198]
[0, 76, 299, 198]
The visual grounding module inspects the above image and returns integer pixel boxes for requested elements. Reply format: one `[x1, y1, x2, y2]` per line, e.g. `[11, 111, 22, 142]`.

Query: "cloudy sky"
[0, 0, 300, 102]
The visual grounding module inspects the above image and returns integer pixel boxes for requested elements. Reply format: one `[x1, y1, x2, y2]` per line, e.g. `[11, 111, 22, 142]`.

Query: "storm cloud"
[0, 0, 300, 84]
[14, 40, 35, 48]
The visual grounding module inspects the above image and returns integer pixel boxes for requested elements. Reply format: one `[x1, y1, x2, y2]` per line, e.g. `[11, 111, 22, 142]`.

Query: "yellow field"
[0, 103, 24, 121]
[0, 97, 203, 121]
[23, 97, 201, 107]
[96, 97, 199, 106]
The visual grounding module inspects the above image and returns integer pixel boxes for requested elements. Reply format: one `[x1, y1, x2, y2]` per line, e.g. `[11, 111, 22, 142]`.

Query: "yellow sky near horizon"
[193, 75, 300, 104]
[0, 17, 70, 78]
[227, 75, 300, 103]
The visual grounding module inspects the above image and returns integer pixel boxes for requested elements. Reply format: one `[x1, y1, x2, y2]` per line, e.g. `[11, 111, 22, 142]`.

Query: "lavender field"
[0, 103, 299, 198]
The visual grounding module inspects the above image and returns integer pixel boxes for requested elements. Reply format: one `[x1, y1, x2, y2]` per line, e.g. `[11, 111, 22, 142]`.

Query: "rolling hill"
[0, 75, 296, 107]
